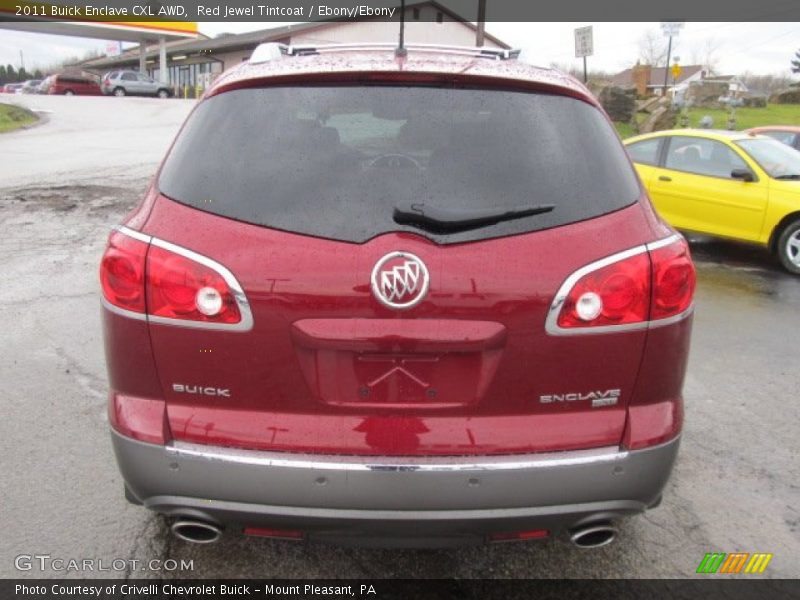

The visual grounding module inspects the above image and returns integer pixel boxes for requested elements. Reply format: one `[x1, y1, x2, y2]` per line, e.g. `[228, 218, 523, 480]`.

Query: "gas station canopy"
[0, 20, 197, 42]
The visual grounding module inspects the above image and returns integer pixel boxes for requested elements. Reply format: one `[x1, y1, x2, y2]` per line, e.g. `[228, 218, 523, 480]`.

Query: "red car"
[100, 43, 695, 548]
[747, 126, 800, 151]
[48, 74, 102, 96]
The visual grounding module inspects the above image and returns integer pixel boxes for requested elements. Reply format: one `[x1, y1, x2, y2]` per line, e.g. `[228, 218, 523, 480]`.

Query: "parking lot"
[0, 94, 797, 579]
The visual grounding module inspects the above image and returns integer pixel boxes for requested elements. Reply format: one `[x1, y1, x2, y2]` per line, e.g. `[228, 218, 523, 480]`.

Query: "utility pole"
[662, 35, 672, 95]
[476, 0, 486, 47]
[19, 50, 24, 71]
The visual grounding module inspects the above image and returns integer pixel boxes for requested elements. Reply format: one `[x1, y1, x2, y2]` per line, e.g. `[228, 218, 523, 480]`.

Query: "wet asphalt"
[0, 95, 797, 580]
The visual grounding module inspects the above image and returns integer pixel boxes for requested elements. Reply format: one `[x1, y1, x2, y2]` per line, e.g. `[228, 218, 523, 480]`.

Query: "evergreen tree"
[6, 65, 16, 82]
[0, 66, 6, 85]
[34, 69, 43, 79]
[792, 49, 800, 74]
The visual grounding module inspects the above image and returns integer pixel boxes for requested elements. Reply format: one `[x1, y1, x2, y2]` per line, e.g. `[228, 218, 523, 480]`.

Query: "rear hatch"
[142, 83, 654, 456]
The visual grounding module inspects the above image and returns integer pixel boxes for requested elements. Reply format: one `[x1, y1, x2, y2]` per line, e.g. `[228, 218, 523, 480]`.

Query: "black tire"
[113, 87, 126, 97]
[776, 219, 800, 274]
[156, 89, 169, 99]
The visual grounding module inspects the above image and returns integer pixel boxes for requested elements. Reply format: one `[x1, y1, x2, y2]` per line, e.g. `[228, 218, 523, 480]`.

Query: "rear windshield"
[159, 85, 640, 244]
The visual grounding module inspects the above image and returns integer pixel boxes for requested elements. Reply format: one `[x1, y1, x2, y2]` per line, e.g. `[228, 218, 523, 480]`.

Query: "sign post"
[660, 21, 684, 96]
[574, 26, 593, 83]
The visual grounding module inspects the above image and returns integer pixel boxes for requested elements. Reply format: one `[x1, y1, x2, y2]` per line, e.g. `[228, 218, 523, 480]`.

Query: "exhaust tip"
[170, 519, 222, 544]
[569, 523, 618, 548]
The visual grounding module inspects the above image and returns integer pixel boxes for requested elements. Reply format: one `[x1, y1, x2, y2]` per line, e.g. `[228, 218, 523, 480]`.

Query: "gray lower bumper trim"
[112, 431, 679, 537]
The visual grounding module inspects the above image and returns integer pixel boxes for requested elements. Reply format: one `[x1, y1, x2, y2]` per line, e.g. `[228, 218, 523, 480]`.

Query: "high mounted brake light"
[100, 227, 253, 331]
[547, 234, 695, 335]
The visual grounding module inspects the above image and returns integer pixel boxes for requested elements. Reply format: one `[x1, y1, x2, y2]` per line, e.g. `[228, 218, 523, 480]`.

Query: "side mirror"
[731, 168, 755, 182]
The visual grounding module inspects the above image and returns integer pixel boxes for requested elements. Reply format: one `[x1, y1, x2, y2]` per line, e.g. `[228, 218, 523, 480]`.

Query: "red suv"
[100, 43, 695, 548]
[48, 74, 102, 96]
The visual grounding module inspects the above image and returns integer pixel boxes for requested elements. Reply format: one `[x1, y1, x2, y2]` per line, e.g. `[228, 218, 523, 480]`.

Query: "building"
[611, 63, 707, 96]
[79, 2, 508, 95]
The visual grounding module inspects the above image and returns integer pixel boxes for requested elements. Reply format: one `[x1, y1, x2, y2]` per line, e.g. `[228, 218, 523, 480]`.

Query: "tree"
[0, 65, 6, 85]
[638, 28, 674, 67]
[34, 69, 43, 79]
[690, 37, 722, 75]
[792, 49, 800, 73]
[6, 64, 16, 82]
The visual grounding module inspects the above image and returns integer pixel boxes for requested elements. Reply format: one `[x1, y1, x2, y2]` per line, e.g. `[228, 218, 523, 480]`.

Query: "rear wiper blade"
[393, 203, 555, 234]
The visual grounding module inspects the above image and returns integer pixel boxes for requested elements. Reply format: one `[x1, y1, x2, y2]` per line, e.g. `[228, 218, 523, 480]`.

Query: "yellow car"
[624, 129, 800, 273]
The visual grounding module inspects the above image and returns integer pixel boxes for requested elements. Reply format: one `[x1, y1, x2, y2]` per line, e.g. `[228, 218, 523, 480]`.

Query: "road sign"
[660, 22, 684, 37]
[574, 26, 593, 58]
[672, 64, 682, 78]
[105, 41, 122, 57]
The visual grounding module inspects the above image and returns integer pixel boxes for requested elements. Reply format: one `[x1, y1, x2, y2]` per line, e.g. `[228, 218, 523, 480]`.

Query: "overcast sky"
[1, 22, 798, 76]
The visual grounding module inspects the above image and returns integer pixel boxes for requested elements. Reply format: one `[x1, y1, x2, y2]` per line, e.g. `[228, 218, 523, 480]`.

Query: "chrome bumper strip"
[166, 441, 628, 472]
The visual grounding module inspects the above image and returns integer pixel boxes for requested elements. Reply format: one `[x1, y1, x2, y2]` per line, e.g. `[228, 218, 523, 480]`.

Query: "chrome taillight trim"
[102, 226, 254, 332]
[101, 297, 147, 321]
[545, 234, 692, 336]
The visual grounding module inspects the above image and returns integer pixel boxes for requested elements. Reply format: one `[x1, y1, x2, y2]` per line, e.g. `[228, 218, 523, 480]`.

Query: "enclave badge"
[371, 251, 430, 309]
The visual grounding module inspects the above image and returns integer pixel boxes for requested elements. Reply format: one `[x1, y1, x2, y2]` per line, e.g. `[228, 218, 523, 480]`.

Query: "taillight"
[650, 237, 695, 320]
[147, 244, 241, 324]
[556, 252, 650, 329]
[100, 231, 147, 313]
[100, 227, 251, 330]
[548, 235, 694, 334]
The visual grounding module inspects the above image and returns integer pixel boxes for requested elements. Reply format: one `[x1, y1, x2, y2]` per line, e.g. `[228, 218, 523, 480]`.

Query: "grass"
[614, 103, 800, 139]
[0, 102, 38, 133]
[614, 121, 637, 138]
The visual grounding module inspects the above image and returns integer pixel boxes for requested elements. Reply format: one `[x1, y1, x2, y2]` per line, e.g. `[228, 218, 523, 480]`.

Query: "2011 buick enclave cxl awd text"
[99, 43, 695, 548]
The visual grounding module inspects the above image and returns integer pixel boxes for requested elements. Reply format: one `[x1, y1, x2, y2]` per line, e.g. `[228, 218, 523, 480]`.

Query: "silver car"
[102, 70, 172, 98]
[19, 79, 42, 94]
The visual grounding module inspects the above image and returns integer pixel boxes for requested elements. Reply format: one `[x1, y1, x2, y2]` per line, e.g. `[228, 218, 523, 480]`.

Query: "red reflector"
[489, 529, 550, 542]
[243, 527, 304, 540]
[100, 231, 147, 313]
[109, 393, 168, 444]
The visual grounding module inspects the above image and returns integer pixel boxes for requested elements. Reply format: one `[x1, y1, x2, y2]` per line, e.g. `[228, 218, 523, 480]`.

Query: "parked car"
[1, 83, 24, 93]
[47, 73, 102, 96]
[102, 70, 171, 98]
[100, 43, 695, 548]
[625, 129, 800, 273]
[37, 76, 54, 94]
[747, 126, 800, 152]
[19, 79, 42, 94]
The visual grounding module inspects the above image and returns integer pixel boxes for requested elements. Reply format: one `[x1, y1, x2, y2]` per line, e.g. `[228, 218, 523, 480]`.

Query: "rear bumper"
[112, 430, 680, 546]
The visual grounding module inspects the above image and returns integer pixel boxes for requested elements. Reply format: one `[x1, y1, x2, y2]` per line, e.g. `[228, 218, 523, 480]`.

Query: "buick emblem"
[371, 252, 430, 309]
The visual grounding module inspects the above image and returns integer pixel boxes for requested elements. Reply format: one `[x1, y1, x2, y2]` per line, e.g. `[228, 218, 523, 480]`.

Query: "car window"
[121, 73, 137, 81]
[736, 138, 800, 179]
[664, 136, 748, 179]
[137, 74, 152, 82]
[760, 130, 797, 147]
[627, 138, 661, 166]
[159, 85, 641, 244]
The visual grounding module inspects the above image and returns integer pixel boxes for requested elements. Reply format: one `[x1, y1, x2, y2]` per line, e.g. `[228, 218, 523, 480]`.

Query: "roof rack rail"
[249, 42, 521, 64]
